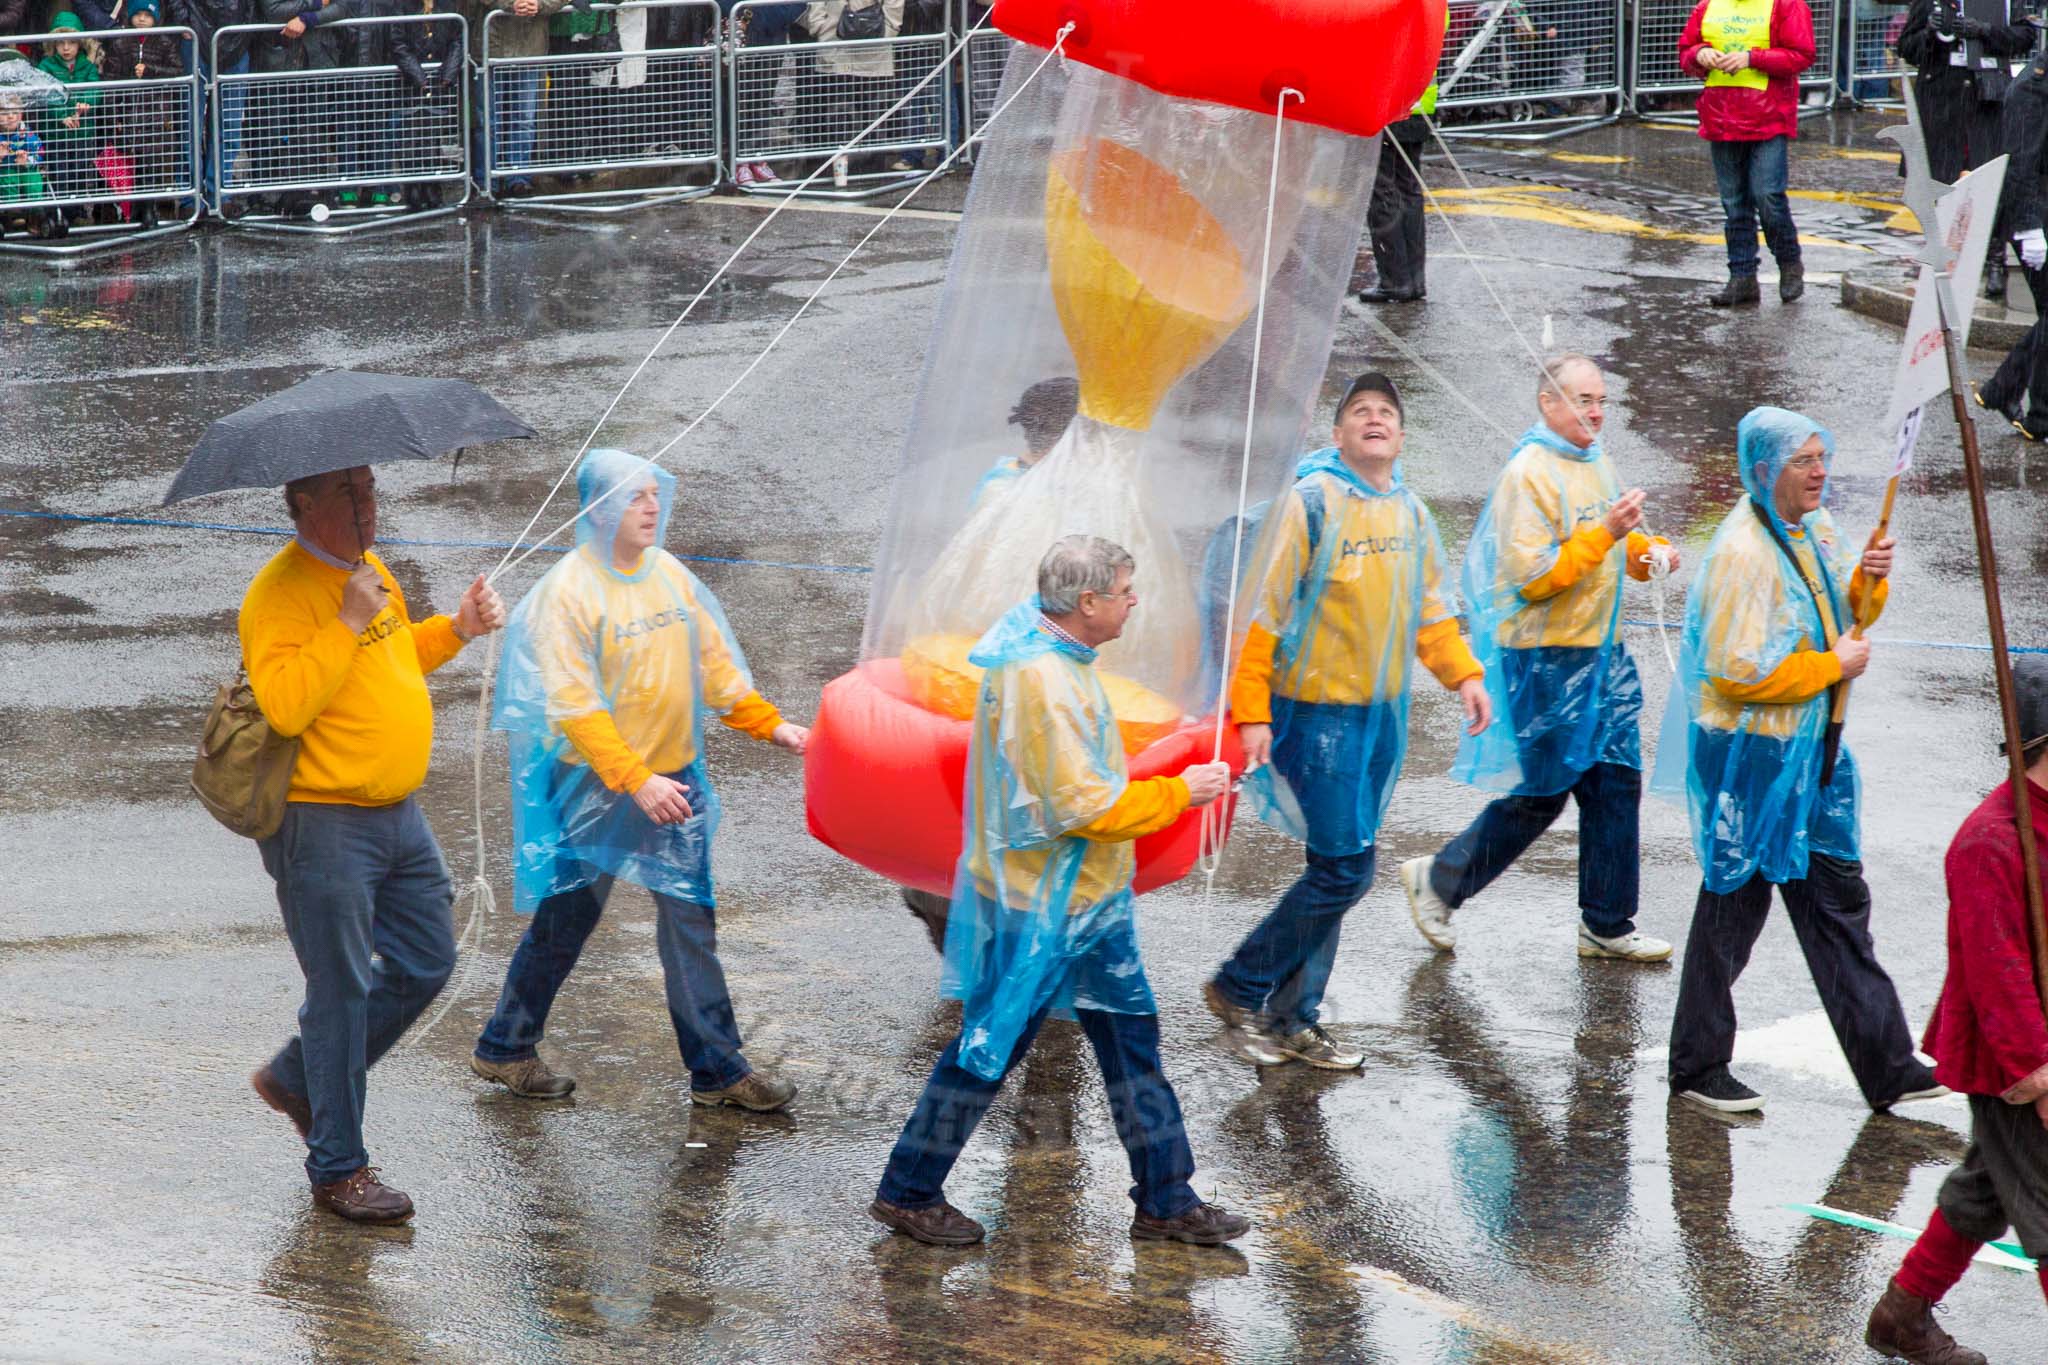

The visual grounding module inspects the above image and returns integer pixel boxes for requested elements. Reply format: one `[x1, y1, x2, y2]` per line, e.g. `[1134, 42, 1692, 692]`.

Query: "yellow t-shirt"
[1240, 476, 1473, 707]
[1493, 443, 1628, 650]
[530, 548, 767, 787]
[965, 650, 1139, 914]
[239, 542, 465, 806]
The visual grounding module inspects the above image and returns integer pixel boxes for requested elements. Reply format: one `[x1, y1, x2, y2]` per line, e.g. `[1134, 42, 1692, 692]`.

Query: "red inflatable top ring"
[992, 0, 1448, 141]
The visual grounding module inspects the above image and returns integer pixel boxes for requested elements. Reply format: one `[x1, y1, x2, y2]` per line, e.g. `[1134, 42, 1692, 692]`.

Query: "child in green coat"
[34, 13, 103, 217]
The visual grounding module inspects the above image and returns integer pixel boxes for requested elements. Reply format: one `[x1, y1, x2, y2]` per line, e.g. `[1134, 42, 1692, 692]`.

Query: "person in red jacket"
[1863, 657, 2048, 1364]
[1678, 0, 1817, 308]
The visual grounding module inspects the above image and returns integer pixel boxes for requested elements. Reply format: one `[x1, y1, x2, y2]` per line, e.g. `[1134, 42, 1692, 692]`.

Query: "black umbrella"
[163, 370, 535, 505]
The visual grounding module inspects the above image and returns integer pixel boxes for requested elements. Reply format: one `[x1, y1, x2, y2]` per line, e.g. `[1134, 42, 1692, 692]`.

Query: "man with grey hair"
[869, 535, 1244, 1248]
[1400, 355, 1679, 963]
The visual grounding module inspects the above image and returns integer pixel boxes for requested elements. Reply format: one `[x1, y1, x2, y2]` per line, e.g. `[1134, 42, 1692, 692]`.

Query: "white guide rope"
[485, 6, 1006, 590]
[1198, 86, 1301, 897]
[407, 26, 1075, 1044]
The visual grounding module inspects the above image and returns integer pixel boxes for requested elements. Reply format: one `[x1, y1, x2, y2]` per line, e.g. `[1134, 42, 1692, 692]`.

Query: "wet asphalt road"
[4, 111, 2046, 1363]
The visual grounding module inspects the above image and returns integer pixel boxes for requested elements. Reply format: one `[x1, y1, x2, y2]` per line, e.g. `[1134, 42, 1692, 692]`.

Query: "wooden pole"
[1827, 477, 1899, 728]
[1939, 317, 2048, 1017]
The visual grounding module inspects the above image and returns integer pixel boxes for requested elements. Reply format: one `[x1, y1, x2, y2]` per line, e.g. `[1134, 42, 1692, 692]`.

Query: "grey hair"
[1536, 352, 1599, 405]
[1038, 535, 1134, 615]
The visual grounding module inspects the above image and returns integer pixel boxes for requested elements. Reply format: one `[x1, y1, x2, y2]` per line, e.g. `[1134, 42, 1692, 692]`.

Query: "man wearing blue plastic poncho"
[869, 536, 1243, 1248]
[1203, 373, 1491, 1071]
[1399, 354, 1677, 963]
[1656, 407, 1944, 1116]
[474, 449, 809, 1113]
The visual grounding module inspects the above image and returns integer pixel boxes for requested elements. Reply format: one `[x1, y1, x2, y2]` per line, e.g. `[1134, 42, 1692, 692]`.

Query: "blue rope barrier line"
[0, 506, 875, 576]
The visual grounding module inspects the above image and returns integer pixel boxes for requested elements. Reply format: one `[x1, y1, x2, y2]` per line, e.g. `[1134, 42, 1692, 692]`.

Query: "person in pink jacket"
[1678, 0, 1816, 307]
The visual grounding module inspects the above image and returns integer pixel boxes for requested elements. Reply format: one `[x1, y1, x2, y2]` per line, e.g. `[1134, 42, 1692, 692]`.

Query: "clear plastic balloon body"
[807, 45, 1378, 894]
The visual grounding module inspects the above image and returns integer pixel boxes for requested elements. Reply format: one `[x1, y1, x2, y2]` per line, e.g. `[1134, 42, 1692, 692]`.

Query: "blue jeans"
[1212, 848, 1375, 1033]
[200, 52, 249, 199]
[259, 800, 457, 1185]
[1429, 760, 1639, 939]
[490, 66, 540, 178]
[876, 1007, 1199, 1221]
[1710, 136, 1800, 278]
[475, 874, 749, 1091]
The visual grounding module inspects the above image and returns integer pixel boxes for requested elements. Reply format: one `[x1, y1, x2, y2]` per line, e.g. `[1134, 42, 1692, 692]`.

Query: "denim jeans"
[1709, 135, 1800, 278]
[1212, 848, 1375, 1033]
[876, 1007, 1199, 1220]
[1668, 853, 1922, 1108]
[492, 66, 540, 177]
[475, 874, 749, 1091]
[1429, 760, 1640, 939]
[199, 52, 249, 199]
[259, 800, 457, 1185]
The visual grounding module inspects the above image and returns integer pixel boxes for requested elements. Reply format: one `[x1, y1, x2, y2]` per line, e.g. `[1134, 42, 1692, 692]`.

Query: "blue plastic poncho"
[1452, 421, 1643, 796]
[1652, 408, 1861, 892]
[1239, 449, 1459, 855]
[494, 449, 760, 912]
[939, 598, 1154, 1081]
[966, 454, 1033, 515]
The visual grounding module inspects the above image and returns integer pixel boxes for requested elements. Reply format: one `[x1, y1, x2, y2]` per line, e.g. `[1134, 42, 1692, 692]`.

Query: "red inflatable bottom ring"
[805, 659, 1244, 896]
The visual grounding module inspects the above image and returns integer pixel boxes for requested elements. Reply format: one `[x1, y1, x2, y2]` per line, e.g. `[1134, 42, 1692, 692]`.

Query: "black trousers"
[1982, 262, 2048, 426]
[1368, 129, 1427, 294]
[1668, 853, 1924, 1108]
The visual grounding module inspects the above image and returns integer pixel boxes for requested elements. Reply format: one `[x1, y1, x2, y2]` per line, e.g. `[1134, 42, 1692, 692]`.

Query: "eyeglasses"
[1785, 454, 1830, 472]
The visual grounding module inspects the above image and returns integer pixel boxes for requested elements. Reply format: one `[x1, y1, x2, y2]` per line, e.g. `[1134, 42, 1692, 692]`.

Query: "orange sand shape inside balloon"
[1047, 141, 1252, 431]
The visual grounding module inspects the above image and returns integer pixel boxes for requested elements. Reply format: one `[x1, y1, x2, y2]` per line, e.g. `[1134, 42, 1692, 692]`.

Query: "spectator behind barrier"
[33, 11, 99, 224]
[105, 0, 184, 228]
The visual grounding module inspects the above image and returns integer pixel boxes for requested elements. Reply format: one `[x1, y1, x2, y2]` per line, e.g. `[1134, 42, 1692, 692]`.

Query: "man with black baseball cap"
[1865, 656, 2048, 1362]
[1205, 370, 1490, 1068]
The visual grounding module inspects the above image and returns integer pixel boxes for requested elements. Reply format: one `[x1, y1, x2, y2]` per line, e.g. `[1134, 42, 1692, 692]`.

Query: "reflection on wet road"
[4, 110, 2044, 1361]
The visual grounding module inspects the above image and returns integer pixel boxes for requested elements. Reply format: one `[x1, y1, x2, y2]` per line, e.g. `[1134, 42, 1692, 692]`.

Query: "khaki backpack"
[191, 669, 300, 840]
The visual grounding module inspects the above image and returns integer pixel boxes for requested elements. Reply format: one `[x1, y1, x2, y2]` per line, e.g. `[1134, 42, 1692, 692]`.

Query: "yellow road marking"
[1549, 152, 1631, 164]
[1432, 185, 1872, 252]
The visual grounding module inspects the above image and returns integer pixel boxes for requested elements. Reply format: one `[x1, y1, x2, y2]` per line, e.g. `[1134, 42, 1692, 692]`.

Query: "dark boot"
[1864, 1281, 1987, 1364]
[251, 1065, 312, 1139]
[1709, 274, 1761, 307]
[1985, 254, 2008, 301]
[1131, 1201, 1251, 1245]
[1358, 282, 1425, 304]
[312, 1167, 416, 1225]
[869, 1198, 986, 1246]
[1778, 260, 1804, 302]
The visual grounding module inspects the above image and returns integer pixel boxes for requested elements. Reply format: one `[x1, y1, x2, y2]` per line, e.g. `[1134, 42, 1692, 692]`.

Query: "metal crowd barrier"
[1630, 0, 1841, 121]
[1434, 0, 1625, 139]
[212, 15, 470, 233]
[481, 0, 720, 210]
[1847, 2, 1909, 107]
[727, 0, 952, 200]
[0, 25, 201, 258]
[962, 25, 1011, 146]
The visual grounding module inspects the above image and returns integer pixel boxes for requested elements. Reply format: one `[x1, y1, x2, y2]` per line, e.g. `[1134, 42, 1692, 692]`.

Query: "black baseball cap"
[1337, 371, 1403, 424]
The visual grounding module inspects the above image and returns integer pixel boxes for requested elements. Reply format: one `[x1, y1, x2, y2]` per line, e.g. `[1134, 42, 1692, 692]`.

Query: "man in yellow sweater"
[1657, 406, 1943, 1115]
[1205, 373, 1490, 1070]
[475, 450, 808, 1115]
[243, 464, 506, 1225]
[1400, 354, 1677, 963]
[870, 536, 1244, 1248]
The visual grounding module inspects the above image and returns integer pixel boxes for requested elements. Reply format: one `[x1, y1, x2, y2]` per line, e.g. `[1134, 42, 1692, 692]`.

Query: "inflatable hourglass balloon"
[807, 0, 1447, 896]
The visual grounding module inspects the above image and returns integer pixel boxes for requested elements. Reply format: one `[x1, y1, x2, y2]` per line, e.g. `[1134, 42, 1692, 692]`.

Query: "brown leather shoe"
[312, 1167, 415, 1225]
[1865, 1281, 1987, 1364]
[470, 1053, 576, 1099]
[251, 1065, 312, 1140]
[690, 1069, 796, 1113]
[868, 1198, 985, 1246]
[1131, 1201, 1251, 1246]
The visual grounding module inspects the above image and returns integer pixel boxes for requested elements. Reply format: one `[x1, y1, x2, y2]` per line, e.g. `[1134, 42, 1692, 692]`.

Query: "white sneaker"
[1399, 855, 1456, 952]
[1577, 926, 1673, 962]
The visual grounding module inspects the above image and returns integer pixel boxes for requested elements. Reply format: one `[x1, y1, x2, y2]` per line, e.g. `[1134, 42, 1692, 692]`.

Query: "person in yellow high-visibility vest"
[1678, 0, 1817, 307]
[1360, 17, 1444, 305]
